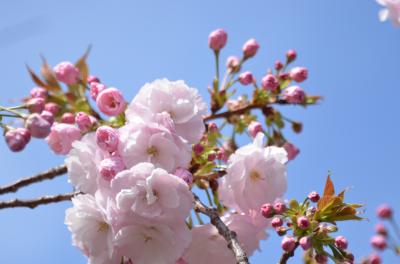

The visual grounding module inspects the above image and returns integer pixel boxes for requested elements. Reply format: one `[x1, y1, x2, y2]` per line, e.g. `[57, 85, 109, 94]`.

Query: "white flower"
[377, 0, 400, 27]
[219, 133, 288, 213]
[111, 162, 193, 223]
[126, 79, 207, 144]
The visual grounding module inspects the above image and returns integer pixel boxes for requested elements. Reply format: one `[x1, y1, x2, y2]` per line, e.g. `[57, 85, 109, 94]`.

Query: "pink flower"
[315, 254, 328, 263]
[90, 82, 107, 100]
[75, 112, 94, 132]
[208, 29, 228, 51]
[25, 113, 52, 138]
[226, 56, 240, 72]
[271, 217, 283, 228]
[99, 156, 125, 181]
[286, 49, 297, 62]
[96, 126, 119, 153]
[281, 236, 296, 252]
[53, 61, 80, 85]
[174, 167, 193, 186]
[299, 236, 311, 250]
[87, 75, 100, 84]
[308, 191, 320, 202]
[283, 142, 300, 161]
[370, 235, 387, 250]
[273, 202, 287, 214]
[61, 112, 75, 124]
[238, 71, 254, 85]
[111, 162, 193, 223]
[30, 87, 47, 99]
[335, 236, 348, 250]
[247, 122, 263, 138]
[126, 79, 207, 144]
[96, 88, 126, 116]
[261, 74, 279, 92]
[242, 38, 259, 58]
[27, 97, 45, 113]
[260, 203, 274, 218]
[5, 128, 31, 152]
[219, 133, 288, 214]
[47, 123, 82, 155]
[297, 216, 310, 230]
[118, 122, 191, 172]
[368, 253, 382, 264]
[290, 67, 308, 83]
[377, 0, 400, 27]
[282, 86, 306, 104]
[44, 102, 60, 115]
[375, 223, 388, 236]
[40, 110, 54, 125]
[376, 204, 393, 218]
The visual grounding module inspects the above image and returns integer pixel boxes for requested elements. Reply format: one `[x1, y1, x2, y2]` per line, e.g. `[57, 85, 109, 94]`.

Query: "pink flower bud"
[5, 128, 31, 152]
[335, 236, 348, 250]
[30, 87, 47, 99]
[96, 88, 126, 116]
[174, 167, 193, 185]
[99, 156, 125, 181]
[275, 60, 284, 71]
[283, 142, 300, 161]
[25, 113, 52, 138]
[53, 61, 80, 85]
[368, 253, 382, 264]
[47, 123, 82, 155]
[282, 86, 306, 104]
[315, 254, 328, 264]
[87, 75, 100, 84]
[370, 235, 387, 250]
[248, 121, 263, 138]
[297, 216, 310, 230]
[27, 97, 45, 113]
[261, 203, 275, 218]
[176, 258, 187, 264]
[271, 217, 283, 228]
[96, 126, 119, 153]
[90, 82, 107, 100]
[274, 202, 287, 214]
[279, 72, 290, 80]
[281, 236, 296, 252]
[208, 122, 218, 133]
[44, 103, 60, 115]
[308, 191, 320, 202]
[75, 112, 93, 132]
[226, 56, 240, 72]
[261, 74, 279, 92]
[242, 38, 259, 58]
[375, 223, 387, 236]
[61, 112, 75, 124]
[207, 152, 216, 161]
[299, 236, 312, 250]
[286, 49, 297, 62]
[193, 143, 204, 156]
[40, 110, 55, 125]
[376, 204, 393, 219]
[208, 29, 228, 51]
[238, 71, 254, 85]
[217, 147, 228, 162]
[290, 67, 308, 83]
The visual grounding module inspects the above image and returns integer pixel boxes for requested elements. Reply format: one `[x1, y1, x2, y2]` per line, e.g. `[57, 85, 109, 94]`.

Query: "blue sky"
[0, 0, 399, 263]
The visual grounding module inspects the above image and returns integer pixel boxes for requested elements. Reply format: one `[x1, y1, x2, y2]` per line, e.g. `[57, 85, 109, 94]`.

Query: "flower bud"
[208, 29, 228, 51]
[261, 74, 279, 92]
[315, 254, 328, 264]
[99, 156, 125, 181]
[370, 235, 387, 250]
[75, 112, 93, 132]
[376, 204, 393, 219]
[40, 110, 55, 125]
[5, 128, 31, 152]
[25, 113, 51, 138]
[299, 236, 312, 250]
[308, 191, 320, 202]
[261, 203, 275, 218]
[96, 125, 119, 153]
[61, 112, 75, 124]
[274, 202, 287, 214]
[375, 223, 387, 236]
[248, 121, 263, 138]
[276, 227, 287, 236]
[226, 56, 240, 72]
[297, 216, 310, 230]
[47, 123, 82, 155]
[174, 167, 193, 185]
[207, 152, 216, 161]
[368, 253, 382, 264]
[238, 71, 254, 85]
[90, 82, 107, 100]
[275, 60, 284, 71]
[87, 75, 100, 84]
[30, 87, 47, 99]
[290, 67, 308, 83]
[44, 103, 60, 115]
[53, 61, 80, 85]
[286, 49, 297, 63]
[193, 143, 204, 156]
[271, 217, 283, 228]
[281, 236, 296, 252]
[335, 236, 348, 250]
[208, 122, 218, 133]
[282, 86, 306, 104]
[283, 142, 300, 161]
[27, 97, 45, 113]
[242, 38, 259, 58]
[96, 88, 126, 116]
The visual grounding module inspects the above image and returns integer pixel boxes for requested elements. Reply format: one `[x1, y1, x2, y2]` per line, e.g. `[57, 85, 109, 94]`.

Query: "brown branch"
[193, 194, 249, 264]
[278, 242, 299, 264]
[0, 192, 79, 210]
[0, 164, 67, 195]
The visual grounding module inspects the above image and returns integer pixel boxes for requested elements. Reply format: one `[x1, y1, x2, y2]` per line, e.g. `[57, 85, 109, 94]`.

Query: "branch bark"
[0, 164, 67, 195]
[278, 242, 299, 264]
[0, 192, 78, 209]
[193, 194, 249, 264]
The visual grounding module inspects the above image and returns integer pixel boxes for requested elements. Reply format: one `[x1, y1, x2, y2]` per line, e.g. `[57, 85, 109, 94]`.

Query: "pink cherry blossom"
[25, 113, 52, 138]
[96, 88, 126, 116]
[47, 123, 82, 155]
[208, 29, 228, 51]
[5, 128, 31, 152]
[377, 0, 400, 27]
[126, 79, 207, 144]
[53, 61, 80, 85]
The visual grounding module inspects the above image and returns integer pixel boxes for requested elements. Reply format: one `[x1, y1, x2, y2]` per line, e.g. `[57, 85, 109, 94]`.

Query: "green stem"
[0, 106, 25, 118]
[215, 50, 220, 84]
[194, 210, 204, 225]
[205, 189, 213, 207]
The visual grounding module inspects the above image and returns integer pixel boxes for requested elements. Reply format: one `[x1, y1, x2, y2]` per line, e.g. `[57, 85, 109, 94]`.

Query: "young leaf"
[75, 46, 91, 85]
[40, 57, 61, 91]
[26, 65, 48, 89]
[317, 175, 335, 210]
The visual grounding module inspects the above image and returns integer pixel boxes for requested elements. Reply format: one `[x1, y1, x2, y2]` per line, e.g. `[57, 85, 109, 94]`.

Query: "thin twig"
[0, 192, 79, 210]
[193, 194, 249, 264]
[278, 242, 299, 264]
[0, 164, 67, 195]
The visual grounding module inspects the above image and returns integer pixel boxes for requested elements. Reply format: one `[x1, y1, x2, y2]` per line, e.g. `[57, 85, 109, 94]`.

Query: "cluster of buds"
[261, 177, 362, 263]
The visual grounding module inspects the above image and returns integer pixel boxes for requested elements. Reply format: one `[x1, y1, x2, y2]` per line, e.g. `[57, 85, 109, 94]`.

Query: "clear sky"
[0, 1, 399, 263]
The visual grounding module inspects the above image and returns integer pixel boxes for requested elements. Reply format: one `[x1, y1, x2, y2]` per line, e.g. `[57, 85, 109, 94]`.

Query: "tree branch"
[0, 164, 67, 195]
[278, 242, 299, 264]
[0, 192, 78, 210]
[193, 194, 249, 264]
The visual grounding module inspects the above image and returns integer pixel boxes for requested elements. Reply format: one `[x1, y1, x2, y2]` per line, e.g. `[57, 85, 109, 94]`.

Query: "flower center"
[97, 221, 109, 233]
[250, 170, 262, 181]
[147, 146, 158, 156]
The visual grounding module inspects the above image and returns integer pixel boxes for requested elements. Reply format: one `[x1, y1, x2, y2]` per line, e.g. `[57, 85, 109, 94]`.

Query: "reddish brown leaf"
[40, 56, 61, 91]
[75, 46, 91, 85]
[26, 65, 48, 89]
[317, 175, 335, 210]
